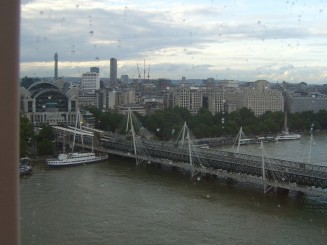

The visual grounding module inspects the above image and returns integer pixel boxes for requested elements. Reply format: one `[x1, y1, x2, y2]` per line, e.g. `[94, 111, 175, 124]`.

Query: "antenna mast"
[143, 59, 146, 82]
[137, 62, 141, 83]
[147, 63, 150, 80]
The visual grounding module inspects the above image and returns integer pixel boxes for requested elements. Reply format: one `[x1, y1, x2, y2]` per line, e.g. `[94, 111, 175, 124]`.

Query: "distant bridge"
[51, 111, 327, 197]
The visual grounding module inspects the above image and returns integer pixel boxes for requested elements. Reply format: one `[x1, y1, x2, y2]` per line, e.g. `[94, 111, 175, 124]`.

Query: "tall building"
[54, 52, 58, 80]
[110, 58, 117, 87]
[81, 68, 100, 93]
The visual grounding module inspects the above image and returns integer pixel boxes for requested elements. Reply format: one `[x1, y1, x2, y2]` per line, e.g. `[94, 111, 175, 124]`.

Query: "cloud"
[19, 0, 327, 83]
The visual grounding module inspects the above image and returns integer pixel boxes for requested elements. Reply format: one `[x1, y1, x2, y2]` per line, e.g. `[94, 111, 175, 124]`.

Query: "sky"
[20, 0, 327, 83]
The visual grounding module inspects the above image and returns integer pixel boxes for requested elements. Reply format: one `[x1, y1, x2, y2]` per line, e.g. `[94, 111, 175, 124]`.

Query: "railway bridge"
[51, 112, 327, 197]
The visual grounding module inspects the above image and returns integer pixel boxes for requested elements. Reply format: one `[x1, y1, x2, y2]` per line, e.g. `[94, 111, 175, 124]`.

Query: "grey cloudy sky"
[20, 0, 327, 83]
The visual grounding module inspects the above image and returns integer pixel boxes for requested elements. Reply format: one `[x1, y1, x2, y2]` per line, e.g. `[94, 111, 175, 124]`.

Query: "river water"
[20, 133, 327, 244]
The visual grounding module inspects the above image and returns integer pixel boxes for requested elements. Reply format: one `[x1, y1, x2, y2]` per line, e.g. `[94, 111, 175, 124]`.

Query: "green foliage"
[88, 106, 327, 140]
[142, 107, 189, 140]
[37, 139, 54, 156]
[20, 116, 34, 157]
[87, 106, 124, 133]
[36, 125, 55, 156]
[38, 125, 54, 141]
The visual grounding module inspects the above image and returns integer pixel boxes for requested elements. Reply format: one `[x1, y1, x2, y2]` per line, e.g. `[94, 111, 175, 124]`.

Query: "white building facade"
[240, 81, 284, 116]
[81, 72, 100, 93]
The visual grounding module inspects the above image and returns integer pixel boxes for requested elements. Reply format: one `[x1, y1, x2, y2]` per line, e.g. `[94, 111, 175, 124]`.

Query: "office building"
[81, 68, 100, 93]
[240, 80, 284, 116]
[121, 75, 129, 83]
[286, 92, 327, 113]
[110, 58, 117, 87]
[207, 87, 224, 114]
[169, 86, 204, 114]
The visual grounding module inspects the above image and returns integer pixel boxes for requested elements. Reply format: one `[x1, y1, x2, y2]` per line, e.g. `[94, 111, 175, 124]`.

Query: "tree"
[317, 110, 327, 129]
[37, 125, 55, 156]
[19, 116, 34, 157]
[37, 139, 54, 156]
[38, 125, 54, 141]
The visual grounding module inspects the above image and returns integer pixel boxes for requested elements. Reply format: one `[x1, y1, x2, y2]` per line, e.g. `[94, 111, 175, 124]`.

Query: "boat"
[275, 110, 301, 141]
[274, 133, 301, 141]
[46, 110, 108, 167]
[257, 136, 275, 143]
[20, 157, 32, 175]
[239, 138, 253, 145]
[47, 152, 108, 167]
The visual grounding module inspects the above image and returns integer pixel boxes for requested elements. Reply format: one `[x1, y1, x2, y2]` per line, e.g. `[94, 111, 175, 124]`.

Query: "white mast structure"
[307, 123, 314, 164]
[236, 127, 243, 153]
[260, 140, 274, 193]
[179, 122, 196, 176]
[126, 108, 138, 163]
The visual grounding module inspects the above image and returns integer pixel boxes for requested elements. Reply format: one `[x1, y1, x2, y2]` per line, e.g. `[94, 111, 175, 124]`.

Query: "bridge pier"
[226, 177, 237, 185]
[204, 173, 215, 180]
[275, 187, 289, 195]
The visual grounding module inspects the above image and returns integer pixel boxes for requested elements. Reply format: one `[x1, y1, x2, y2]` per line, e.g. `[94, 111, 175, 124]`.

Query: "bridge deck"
[53, 127, 327, 196]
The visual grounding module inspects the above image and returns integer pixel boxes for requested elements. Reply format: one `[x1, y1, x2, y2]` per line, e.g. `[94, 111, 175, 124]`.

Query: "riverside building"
[20, 80, 78, 126]
[286, 92, 327, 113]
[240, 80, 284, 116]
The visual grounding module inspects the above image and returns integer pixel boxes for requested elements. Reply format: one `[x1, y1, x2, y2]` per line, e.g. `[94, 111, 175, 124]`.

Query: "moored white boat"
[275, 133, 301, 141]
[275, 111, 301, 141]
[47, 110, 108, 167]
[47, 152, 108, 167]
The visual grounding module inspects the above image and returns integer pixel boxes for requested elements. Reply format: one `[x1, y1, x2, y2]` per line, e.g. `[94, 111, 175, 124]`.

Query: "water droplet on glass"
[257, 20, 261, 25]
[197, 176, 201, 181]
[206, 194, 210, 198]
[89, 30, 94, 36]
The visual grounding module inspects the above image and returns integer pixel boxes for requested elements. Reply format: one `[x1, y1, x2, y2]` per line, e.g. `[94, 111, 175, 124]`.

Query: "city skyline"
[20, 0, 327, 84]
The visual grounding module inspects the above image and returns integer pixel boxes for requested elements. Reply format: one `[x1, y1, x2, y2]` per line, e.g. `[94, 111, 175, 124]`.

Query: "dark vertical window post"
[0, 0, 20, 244]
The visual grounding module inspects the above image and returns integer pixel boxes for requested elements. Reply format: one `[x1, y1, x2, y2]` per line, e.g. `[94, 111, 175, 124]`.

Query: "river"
[20, 133, 327, 244]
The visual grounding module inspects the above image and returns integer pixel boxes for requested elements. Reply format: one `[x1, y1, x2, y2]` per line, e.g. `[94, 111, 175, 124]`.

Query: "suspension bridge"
[51, 110, 327, 196]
